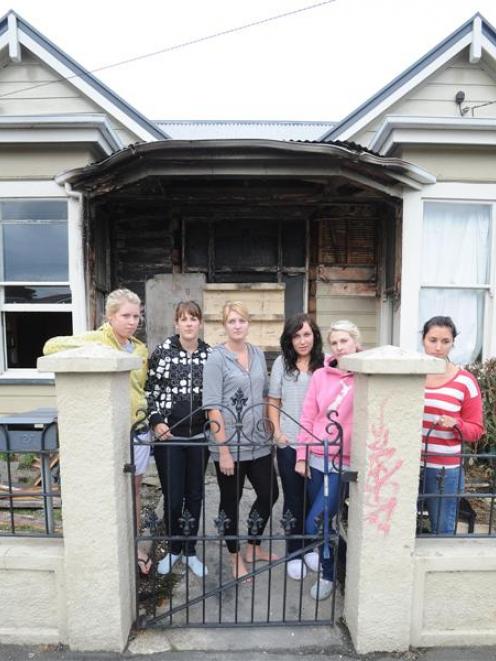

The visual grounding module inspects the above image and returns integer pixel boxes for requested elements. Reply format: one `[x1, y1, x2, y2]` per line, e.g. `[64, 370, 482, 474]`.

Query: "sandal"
[137, 554, 152, 576]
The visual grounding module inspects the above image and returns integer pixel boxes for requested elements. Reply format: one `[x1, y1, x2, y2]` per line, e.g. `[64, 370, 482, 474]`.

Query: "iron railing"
[0, 416, 61, 537]
[130, 389, 347, 629]
[417, 428, 495, 537]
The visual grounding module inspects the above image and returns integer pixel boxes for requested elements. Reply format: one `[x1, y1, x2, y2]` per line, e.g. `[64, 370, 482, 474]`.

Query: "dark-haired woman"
[420, 316, 484, 534]
[146, 301, 211, 577]
[268, 314, 324, 580]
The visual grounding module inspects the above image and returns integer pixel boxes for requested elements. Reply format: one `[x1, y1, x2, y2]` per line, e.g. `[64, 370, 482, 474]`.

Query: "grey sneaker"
[310, 578, 333, 600]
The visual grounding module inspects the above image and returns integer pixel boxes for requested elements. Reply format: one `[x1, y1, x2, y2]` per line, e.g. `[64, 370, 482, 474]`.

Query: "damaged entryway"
[58, 138, 430, 351]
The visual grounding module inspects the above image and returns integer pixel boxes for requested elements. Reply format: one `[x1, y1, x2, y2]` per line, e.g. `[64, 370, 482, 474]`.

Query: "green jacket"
[43, 322, 148, 425]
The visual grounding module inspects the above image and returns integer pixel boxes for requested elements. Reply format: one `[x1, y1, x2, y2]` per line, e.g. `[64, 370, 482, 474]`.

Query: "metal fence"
[417, 430, 495, 537]
[0, 410, 61, 537]
[131, 390, 349, 629]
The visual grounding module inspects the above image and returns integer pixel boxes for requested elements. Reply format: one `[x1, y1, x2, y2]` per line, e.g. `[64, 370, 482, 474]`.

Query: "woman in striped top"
[421, 316, 484, 534]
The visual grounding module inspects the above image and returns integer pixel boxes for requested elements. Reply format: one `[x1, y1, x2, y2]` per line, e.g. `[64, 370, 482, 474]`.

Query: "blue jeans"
[277, 446, 307, 557]
[420, 466, 464, 534]
[305, 467, 341, 581]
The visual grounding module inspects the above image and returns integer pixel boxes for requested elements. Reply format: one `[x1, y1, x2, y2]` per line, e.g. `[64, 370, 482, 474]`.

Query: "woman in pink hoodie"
[295, 320, 361, 601]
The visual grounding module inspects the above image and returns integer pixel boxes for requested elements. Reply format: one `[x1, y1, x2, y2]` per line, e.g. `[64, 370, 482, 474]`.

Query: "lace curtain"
[419, 202, 491, 365]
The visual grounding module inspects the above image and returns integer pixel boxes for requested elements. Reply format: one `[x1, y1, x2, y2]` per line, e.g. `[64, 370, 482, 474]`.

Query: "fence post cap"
[339, 345, 445, 375]
[37, 343, 142, 373]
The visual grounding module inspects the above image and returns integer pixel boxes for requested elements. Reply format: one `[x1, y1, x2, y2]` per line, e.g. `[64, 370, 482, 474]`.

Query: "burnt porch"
[59, 139, 429, 348]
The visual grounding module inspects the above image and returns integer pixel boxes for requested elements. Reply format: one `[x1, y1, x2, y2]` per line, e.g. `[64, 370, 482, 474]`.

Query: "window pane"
[422, 203, 490, 285]
[3, 222, 68, 281]
[282, 221, 306, 267]
[215, 220, 278, 268]
[419, 288, 484, 364]
[0, 200, 67, 221]
[5, 311, 72, 368]
[4, 286, 71, 304]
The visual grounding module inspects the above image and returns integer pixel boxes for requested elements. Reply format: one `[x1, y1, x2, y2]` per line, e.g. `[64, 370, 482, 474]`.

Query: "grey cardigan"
[202, 343, 270, 462]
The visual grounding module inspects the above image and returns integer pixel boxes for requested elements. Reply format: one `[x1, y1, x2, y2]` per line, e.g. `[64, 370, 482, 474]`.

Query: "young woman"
[202, 301, 279, 581]
[146, 301, 211, 577]
[43, 288, 151, 574]
[420, 316, 484, 534]
[268, 314, 324, 580]
[295, 320, 361, 601]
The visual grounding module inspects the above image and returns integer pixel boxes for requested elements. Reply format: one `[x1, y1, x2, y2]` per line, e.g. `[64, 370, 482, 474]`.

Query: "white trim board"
[371, 117, 496, 154]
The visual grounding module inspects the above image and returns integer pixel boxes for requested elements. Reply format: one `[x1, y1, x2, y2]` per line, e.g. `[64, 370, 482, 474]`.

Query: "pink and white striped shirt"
[422, 369, 484, 469]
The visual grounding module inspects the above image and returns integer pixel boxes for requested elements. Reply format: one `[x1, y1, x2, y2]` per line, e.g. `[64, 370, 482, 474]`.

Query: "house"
[0, 9, 495, 414]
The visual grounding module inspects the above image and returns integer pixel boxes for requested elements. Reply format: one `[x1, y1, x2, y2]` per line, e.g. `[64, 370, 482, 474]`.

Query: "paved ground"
[2, 640, 496, 661]
[138, 460, 336, 628]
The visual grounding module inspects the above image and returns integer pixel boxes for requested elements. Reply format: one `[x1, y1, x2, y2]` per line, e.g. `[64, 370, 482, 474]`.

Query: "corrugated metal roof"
[155, 119, 336, 141]
[57, 138, 436, 194]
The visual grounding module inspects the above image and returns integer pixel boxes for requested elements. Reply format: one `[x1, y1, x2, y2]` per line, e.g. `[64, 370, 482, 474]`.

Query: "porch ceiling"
[56, 139, 435, 198]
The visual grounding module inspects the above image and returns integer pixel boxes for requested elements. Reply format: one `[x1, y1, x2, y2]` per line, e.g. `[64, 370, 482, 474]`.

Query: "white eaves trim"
[333, 33, 472, 142]
[470, 15, 482, 63]
[0, 114, 123, 154]
[371, 116, 496, 154]
[7, 12, 20, 62]
[18, 30, 160, 143]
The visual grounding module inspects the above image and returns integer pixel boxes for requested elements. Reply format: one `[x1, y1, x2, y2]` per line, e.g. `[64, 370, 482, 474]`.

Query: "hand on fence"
[437, 415, 457, 428]
[154, 422, 172, 440]
[275, 432, 289, 447]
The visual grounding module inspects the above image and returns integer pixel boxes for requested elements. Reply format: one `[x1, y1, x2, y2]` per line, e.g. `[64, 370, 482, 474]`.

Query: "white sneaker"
[157, 552, 180, 575]
[184, 555, 208, 577]
[310, 578, 333, 601]
[304, 551, 320, 572]
[287, 559, 307, 580]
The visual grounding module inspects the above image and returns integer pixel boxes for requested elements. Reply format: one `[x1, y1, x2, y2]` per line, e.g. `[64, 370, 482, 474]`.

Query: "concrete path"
[140, 459, 337, 629]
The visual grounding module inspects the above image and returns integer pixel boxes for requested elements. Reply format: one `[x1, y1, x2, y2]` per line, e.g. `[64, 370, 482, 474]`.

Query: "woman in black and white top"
[146, 301, 211, 577]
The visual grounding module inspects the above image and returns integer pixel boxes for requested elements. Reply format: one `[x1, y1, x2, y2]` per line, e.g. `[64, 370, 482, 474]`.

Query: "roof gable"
[322, 13, 496, 143]
[0, 10, 168, 142]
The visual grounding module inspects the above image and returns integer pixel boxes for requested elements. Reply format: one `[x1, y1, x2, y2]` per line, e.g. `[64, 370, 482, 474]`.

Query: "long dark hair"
[422, 316, 458, 340]
[280, 313, 324, 376]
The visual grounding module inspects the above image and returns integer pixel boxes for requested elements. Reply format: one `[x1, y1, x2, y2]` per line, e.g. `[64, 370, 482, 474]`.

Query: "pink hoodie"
[296, 356, 354, 465]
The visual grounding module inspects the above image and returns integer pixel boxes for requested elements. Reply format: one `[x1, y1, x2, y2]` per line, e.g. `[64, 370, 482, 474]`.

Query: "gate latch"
[342, 469, 358, 482]
[123, 463, 136, 474]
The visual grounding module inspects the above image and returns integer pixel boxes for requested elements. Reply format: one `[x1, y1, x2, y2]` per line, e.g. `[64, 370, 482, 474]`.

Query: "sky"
[3, 0, 496, 122]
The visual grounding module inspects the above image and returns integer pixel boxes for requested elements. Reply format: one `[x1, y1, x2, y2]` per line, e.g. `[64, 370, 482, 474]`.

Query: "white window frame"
[400, 182, 496, 361]
[0, 181, 86, 379]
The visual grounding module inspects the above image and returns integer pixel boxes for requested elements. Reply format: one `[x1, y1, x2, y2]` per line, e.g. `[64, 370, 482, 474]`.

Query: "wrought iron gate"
[129, 389, 348, 629]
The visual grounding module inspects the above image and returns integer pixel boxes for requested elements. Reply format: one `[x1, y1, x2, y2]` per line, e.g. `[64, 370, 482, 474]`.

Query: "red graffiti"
[363, 406, 403, 534]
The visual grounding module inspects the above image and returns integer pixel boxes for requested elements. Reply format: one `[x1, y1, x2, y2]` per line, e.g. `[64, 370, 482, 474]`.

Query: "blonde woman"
[202, 302, 279, 581]
[296, 320, 361, 600]
[43, 288, 151, 574]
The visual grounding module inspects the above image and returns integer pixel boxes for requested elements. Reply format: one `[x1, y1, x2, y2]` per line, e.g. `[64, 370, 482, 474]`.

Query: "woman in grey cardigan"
[202, 301, 279, 581]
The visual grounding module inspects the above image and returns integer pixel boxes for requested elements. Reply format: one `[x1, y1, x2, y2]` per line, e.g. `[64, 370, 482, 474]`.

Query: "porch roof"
[56, 138, 435, 197]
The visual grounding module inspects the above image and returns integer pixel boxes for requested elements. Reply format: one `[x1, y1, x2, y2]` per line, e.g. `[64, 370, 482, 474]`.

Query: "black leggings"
[155, 438, 209, 556]
[214, 452, 279, 554]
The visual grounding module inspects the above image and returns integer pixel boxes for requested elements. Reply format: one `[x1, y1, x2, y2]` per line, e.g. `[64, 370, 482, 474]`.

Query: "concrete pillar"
[38, 345, 141, 652]
[339, 345, 444, 654]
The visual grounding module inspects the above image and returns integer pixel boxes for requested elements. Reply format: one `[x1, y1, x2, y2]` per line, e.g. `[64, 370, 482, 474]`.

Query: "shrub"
[466, 358, 496, 453]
